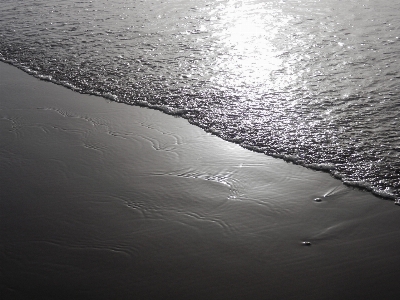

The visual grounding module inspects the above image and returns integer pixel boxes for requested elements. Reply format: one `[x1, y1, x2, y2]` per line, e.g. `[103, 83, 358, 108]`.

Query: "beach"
[1, 61, 400, 299]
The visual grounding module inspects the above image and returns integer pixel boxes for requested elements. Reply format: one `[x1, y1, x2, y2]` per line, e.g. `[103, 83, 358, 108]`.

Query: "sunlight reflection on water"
[209, 1, 286, 92]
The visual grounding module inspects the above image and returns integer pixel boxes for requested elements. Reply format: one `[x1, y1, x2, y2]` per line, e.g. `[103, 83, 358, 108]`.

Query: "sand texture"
[1, 62, 400, 299]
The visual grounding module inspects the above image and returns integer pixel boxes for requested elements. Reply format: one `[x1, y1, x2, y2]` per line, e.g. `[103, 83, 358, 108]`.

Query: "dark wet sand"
[1, 61, 400, 299]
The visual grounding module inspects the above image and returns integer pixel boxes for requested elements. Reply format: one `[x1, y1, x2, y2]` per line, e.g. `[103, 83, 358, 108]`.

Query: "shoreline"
[1, 61, 400, 299]
[1, 59, 397, 203]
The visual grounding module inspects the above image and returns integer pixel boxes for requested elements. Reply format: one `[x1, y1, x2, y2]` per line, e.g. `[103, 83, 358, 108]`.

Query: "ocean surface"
[1, 0, 399, 201]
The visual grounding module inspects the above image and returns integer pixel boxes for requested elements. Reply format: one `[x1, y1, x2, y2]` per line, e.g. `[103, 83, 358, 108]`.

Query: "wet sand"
[1, 61, 400, 299]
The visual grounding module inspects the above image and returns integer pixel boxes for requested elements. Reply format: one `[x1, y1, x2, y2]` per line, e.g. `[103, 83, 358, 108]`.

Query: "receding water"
[1, 0, 399, 200]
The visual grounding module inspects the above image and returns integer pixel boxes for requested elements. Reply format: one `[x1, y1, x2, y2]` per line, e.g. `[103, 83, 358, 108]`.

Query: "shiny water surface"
[1, 0, 399, 200]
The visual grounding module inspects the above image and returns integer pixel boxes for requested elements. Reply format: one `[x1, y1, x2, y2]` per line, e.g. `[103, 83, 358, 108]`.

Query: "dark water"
[1, 0, 399, 201]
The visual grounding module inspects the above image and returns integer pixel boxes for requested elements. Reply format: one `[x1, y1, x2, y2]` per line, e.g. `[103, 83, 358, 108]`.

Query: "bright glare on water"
[1, 0, 399, 200]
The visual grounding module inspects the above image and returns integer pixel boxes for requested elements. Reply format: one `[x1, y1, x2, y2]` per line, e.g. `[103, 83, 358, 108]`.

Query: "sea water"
[1, 0, 399, 201]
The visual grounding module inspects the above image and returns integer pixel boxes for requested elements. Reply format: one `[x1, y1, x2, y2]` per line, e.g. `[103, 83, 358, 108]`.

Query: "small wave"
[103, 93, 119, 102]
[343, 179, 397, 201]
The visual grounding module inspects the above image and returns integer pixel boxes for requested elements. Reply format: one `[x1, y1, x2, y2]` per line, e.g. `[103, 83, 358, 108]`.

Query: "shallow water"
[1, 0, 399, 200]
